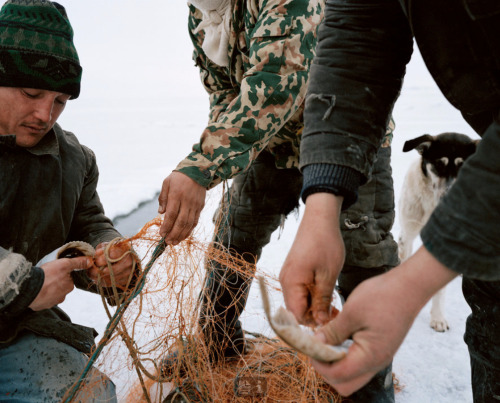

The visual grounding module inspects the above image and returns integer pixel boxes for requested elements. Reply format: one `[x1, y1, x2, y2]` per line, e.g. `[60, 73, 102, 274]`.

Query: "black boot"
[162, 378, 209, 403]
[160, 247, 255, 378]
[343, 364, 395, 403]
[198, 247, 256, 362]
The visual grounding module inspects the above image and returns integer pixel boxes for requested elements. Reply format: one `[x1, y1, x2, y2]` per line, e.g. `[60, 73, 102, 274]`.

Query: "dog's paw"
[430, 317, 450, 332]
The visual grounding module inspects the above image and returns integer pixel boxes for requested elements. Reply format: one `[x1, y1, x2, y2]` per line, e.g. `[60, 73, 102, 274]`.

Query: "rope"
[62, 238, 167, 403]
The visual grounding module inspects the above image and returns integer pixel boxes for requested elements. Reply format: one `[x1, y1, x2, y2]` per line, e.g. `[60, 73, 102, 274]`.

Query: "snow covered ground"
[57, 2, 477, 401]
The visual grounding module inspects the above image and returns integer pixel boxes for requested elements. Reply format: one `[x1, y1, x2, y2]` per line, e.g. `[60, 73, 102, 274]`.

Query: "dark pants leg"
[338, 146, 398, 403]
[338, 146, 399, 297]
[462, 278, 500, 402]
[199, 151, 302, 359]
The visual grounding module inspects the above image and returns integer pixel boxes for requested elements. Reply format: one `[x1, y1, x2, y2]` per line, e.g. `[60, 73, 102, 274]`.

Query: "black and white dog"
[398, 132, 479, 332]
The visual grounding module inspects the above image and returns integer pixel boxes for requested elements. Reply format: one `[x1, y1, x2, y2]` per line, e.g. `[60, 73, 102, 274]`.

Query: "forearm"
[304, 192, 344, 224]
[302, 117, 397, 209]
[68, 188, 119, 247]
[301, 0, 412, 184]
[177, 75, 309, 188]
[388, 246, 458, 313]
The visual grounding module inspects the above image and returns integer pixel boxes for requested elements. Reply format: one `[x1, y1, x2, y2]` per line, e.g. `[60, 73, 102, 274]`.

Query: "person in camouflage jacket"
[158, 0, 324, 243]
[159, 2, 398, 401]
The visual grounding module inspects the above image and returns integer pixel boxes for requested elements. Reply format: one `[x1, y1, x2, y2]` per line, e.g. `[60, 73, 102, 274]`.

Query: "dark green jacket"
[0, 123, 120, 354]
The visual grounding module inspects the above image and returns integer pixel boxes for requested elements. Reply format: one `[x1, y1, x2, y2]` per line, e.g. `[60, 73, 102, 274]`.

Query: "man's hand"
[158, 172, 206, 245]
[311, 246, 458, 396]
[280, 193, 345, 326]
[90, 241, 137, 288]
[29, 256, 93, 311]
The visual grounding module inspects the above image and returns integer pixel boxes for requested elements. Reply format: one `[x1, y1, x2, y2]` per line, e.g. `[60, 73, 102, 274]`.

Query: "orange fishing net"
[62, 213, 396, 402]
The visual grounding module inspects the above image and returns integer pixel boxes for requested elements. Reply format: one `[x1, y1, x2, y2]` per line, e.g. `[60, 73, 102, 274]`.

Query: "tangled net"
[61, 213, 348, 402]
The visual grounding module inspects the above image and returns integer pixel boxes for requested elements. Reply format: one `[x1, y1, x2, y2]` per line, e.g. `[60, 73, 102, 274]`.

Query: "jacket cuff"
[0, 266, 44, 317]
[0, 249, 34, 309]
[175, 165, 213, 188]
[301, 163, 364, 209]
[175, 151, 220, 188]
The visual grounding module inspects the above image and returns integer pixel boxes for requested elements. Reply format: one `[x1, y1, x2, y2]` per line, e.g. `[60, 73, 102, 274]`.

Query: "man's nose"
[33, 98, 55, 123]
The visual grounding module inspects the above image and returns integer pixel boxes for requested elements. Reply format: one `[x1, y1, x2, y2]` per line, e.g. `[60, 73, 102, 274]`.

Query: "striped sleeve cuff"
[301, 163, 364, 209]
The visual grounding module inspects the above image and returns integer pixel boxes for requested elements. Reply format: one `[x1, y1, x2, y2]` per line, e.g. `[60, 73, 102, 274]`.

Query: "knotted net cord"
[61, 216, 348, 402]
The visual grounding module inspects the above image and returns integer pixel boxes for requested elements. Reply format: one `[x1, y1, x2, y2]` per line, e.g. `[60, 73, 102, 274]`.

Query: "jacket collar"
[0, 126, 59, 156]
[0, 134, 16, 149]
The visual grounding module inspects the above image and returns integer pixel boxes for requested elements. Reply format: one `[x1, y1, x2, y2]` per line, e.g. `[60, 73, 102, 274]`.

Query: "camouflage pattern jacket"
[175, 0, 324, 188]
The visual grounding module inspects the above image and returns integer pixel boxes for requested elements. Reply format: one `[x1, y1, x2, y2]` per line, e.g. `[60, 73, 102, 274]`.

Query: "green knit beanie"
[0, 0, 82, 99]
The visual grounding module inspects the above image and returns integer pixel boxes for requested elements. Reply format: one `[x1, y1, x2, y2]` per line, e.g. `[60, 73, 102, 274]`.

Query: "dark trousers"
[463, 278, 500, 402]
[338, 146, 399, 298]
[199, 150, 303, 358]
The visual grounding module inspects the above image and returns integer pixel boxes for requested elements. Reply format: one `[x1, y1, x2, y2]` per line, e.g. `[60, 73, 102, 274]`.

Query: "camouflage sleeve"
[176, 0, 323, 188]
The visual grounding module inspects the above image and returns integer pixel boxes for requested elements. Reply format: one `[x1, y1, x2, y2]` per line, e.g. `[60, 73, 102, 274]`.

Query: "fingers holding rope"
[62, 234, 167, 403]
[91, 239, 140, 288]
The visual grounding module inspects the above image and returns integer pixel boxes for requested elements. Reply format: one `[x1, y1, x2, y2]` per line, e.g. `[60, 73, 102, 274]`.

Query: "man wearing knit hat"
[0, 1, 135, 401]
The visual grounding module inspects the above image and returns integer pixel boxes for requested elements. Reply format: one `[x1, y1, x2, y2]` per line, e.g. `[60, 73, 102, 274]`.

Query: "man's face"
[0, 87, 71, 148]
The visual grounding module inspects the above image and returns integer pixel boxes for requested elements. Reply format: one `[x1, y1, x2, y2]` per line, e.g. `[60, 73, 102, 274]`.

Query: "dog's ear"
[403, 134, 434, 154]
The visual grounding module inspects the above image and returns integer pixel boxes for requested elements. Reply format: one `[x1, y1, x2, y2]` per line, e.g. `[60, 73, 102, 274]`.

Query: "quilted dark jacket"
[0, 124, 121, 354]
[301, 0, 500, 280]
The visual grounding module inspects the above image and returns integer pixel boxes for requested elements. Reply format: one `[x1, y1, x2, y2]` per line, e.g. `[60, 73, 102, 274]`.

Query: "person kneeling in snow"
[0, 1, 135, 401]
